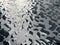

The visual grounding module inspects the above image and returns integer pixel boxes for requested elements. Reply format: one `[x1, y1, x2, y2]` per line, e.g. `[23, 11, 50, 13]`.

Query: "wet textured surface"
[0, 0, 60, 45]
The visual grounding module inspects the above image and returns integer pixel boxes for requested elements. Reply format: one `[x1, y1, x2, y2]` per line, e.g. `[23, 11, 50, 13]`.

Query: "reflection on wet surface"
[0, 0, 60, 45]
